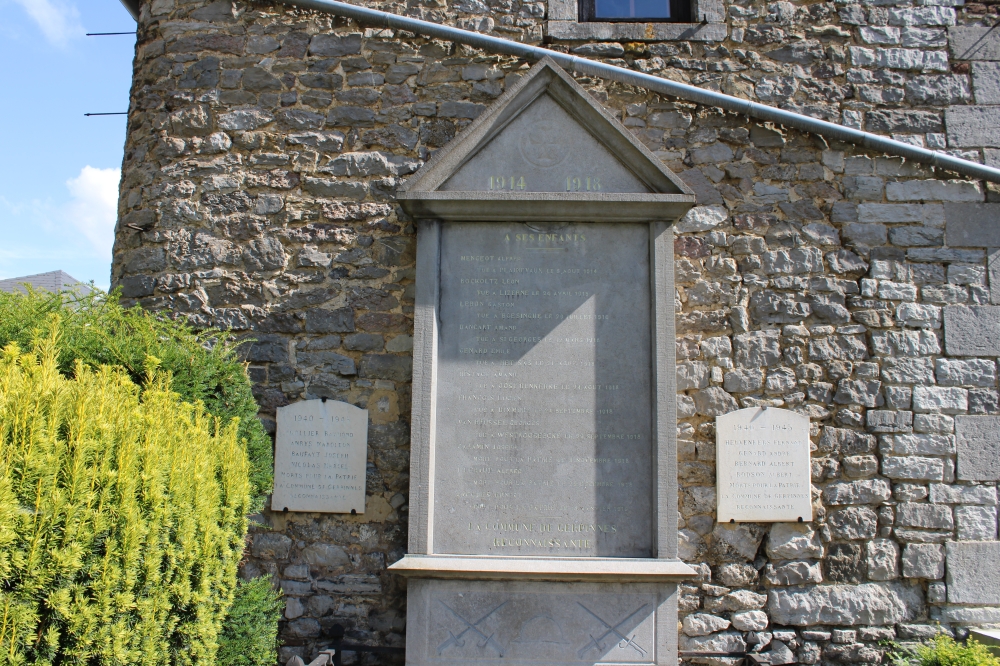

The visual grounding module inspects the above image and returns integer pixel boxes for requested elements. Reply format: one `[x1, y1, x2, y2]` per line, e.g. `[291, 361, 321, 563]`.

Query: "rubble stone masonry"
[113, 0, 1000, 661]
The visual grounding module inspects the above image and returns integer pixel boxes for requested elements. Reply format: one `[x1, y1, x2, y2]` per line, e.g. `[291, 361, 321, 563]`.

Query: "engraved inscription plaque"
[434, 222, 652, 557]
[273, 399, 368, 513]
[716, 407, 812, 523]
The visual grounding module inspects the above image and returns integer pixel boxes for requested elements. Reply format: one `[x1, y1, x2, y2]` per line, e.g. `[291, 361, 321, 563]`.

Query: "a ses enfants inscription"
[434, 222, 653, 557]
[716, 407, 812, 523]
[273, 399, 368, 513]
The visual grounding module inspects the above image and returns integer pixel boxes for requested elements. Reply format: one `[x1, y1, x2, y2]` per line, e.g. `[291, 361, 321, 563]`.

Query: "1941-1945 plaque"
[388, 58, 699, 666]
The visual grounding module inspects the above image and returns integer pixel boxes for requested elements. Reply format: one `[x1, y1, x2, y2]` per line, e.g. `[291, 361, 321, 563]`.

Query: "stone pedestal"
[389, 58, 698, 665]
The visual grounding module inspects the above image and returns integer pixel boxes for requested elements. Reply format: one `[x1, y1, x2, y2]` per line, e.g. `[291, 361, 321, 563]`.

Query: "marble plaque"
[272, 399, 368, 513]
[716, 407, 812, 523]
[405, 578, 675, 666]
[433, 221, 653, 557]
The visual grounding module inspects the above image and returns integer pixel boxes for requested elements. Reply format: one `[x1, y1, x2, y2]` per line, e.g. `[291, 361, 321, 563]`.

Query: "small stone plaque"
[716, 407, 812, 523]
[273, 399, 368, 513]
[956, 415, 1000, 481]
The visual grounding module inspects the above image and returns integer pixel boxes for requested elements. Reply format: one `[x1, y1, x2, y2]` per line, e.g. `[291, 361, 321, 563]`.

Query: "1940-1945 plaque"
[716, 407, 812, 523]
[387, 58, 699, 666]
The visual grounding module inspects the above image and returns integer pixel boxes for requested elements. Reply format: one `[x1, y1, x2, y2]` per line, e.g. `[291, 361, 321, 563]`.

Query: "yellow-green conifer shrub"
[0, 334, 251, 665]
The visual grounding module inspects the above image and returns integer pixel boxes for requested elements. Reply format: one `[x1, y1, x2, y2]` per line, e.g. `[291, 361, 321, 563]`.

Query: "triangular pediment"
[397, 58, 695, 222]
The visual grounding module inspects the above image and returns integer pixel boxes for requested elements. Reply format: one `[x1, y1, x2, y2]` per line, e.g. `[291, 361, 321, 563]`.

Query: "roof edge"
[279, 0, 1000, 185]
[120, 0, 139, 21]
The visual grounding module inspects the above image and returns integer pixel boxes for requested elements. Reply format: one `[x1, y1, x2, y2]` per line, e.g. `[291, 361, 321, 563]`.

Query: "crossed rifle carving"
[435, 599, 648, 660]
[576, 603, 649, 658]
[436, 601, 508, 656]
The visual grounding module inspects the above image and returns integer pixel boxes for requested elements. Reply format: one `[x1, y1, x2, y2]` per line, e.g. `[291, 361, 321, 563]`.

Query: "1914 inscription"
[434, 222, 653, 557]
[273, 399, 368, 513]
[716, 407, 812, 523]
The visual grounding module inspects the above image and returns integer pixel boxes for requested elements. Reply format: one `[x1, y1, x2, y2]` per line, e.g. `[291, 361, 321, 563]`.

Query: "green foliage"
[889, 635, 1000, 666]
[0, 332, 252, 665]
[216, 576, 284, 666]
[0, 289, 272, 505]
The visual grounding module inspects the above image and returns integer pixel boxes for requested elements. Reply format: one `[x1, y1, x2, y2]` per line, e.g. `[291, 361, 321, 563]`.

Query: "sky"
[0, 0, 136, 290]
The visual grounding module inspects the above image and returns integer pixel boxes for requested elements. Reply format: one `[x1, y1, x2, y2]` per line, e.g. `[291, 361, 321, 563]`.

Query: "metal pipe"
[279, 0, 1000, 184]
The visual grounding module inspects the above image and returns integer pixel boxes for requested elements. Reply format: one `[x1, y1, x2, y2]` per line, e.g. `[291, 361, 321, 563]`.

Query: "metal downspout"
[277, 0, 1000, 184]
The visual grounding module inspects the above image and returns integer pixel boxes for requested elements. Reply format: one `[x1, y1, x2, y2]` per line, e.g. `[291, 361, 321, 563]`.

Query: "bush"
[0, 289, 272, 506]
[889, 635, 1000, 666]
[0, 291, 284, 666]
[0, 332, 251, 664]
[216, 576, 284, 666]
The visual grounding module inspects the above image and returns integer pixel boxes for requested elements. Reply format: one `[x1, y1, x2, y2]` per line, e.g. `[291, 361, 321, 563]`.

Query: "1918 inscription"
[434, 222, 652, 557]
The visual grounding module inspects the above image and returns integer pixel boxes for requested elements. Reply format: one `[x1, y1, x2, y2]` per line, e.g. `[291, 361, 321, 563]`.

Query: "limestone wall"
[114, 0, 1000, 662]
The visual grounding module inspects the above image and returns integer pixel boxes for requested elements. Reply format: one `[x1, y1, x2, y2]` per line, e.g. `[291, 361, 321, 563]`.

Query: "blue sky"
[0, 0, 136, 289]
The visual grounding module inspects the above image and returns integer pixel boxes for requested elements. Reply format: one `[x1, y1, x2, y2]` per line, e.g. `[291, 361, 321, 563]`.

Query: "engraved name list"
[433, 222, 654, 557]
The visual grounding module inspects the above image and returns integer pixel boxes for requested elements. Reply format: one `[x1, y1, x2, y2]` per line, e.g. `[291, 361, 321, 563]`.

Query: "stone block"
[731, 610, 768, 631]
[972, 62, 1000, 105]
[767, 523, 824, 560]
[929, 483, 997, 504]
[944, 203, 1000, 248]
[896, 502, 955, 529]
[912, 386, 968, 414]
[936, 358, 997, 387]
[956, 415, 1000, 481]
[682, 613, 731, 636]
[765, 560, 824, 585]
[867, 539, 900, 580]
[888, 6, 955, 26]
[829, 506, 879, 540]
[883, 456, 946, 481]
[894, 305, 941, 331]
[824, 479, 893, 505]
[681, 632, 747, 654]
[956, 505, 998, 540]
[946, 106, 1000, 148]
[946, 541, 1000, 603]
[871, 330, 940, 357]
[902, 543, 945, 579]
[941, 607, 1000, 623]
[945, 306, 1000, 355]
[886, 433, 955, 455]
[949, 26, 1000, 60]
[858, 203, 944, 225]
[868, 410, 913, 433]
[902, 28, 947, 48]
[886, 179, 983, 202]
[843, 455, 880, 478]
[768, 583, 921, 626]
[970, 388, 1000, 415]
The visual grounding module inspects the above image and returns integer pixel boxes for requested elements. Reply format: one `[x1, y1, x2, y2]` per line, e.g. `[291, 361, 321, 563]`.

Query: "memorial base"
[391, 556, 695, 666]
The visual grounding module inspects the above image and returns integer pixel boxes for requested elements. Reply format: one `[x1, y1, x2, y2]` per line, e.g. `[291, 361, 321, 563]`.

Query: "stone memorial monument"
[715, 407, 812, 523]
[387, 58, 698, 665]
[273, 399, 369, 513]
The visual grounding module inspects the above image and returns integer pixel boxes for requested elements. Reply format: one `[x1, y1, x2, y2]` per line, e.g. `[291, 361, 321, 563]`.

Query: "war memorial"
[107, 0, 1000, 660]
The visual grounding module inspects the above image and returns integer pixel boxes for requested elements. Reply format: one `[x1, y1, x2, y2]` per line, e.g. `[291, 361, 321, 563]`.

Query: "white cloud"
[64, 166, 121, 256]
[11, 0, 83, 47]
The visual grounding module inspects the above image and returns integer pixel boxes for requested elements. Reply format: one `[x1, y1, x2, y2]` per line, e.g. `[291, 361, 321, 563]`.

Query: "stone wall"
[114, 0, 1000, 662]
